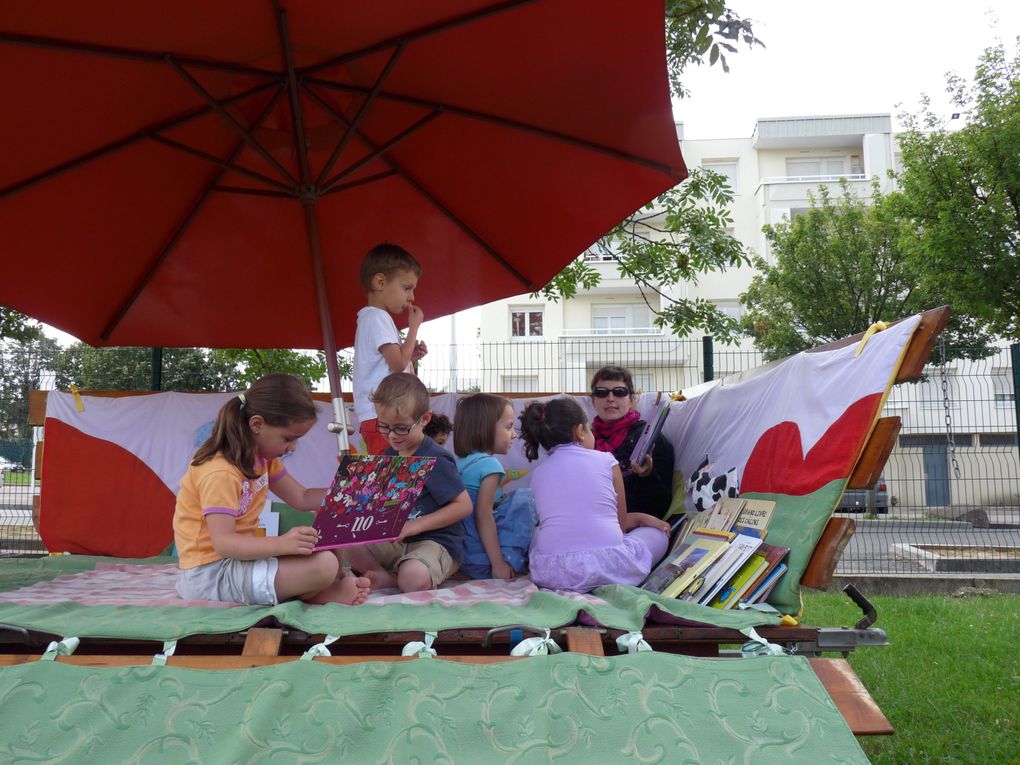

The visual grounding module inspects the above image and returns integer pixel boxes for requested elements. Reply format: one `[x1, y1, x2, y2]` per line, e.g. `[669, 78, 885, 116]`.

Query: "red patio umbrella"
[0, 0, 686, 448]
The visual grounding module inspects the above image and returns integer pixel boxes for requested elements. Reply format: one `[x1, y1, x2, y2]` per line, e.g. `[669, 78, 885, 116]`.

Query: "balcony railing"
[560, 327, 662, 337]
[761, 173, 866, 185]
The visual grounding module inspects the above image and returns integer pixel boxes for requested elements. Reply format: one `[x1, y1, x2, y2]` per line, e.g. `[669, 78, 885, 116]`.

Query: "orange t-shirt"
[173, 454, 285, 569]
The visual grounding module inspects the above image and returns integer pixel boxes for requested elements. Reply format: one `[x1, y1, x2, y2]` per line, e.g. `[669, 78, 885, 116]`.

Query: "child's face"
[250, 417, 316, 461]
[492, 404, 517, 455]
[375, 404, 429, 456]
[577, 422, 595, 450]
[372, 268, 418, 315]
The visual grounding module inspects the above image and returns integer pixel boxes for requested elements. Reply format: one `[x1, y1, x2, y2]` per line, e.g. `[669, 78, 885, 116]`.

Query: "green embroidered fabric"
[0, 556, 780, 641]
[0, 654, 869, 764]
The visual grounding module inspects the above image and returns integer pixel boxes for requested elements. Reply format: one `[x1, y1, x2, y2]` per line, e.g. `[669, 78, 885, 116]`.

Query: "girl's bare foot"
[308, 571, 372, 605]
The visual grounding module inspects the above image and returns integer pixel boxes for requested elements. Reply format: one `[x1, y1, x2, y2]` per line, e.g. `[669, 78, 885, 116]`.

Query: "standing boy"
[354, 243, 428, 454]
[344, 373, 471, 592]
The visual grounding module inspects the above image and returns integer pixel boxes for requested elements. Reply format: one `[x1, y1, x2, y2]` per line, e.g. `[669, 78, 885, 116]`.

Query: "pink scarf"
[592, 409, 640, 453]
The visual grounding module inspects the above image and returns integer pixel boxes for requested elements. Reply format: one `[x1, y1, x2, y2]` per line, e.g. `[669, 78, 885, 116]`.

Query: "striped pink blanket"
[0, 562, 610, 609]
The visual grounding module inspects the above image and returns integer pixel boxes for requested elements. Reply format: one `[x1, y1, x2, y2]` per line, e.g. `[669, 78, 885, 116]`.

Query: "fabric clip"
[509, 628, 562, 656]
[401, 631, 438, 658]
[739, 627, 786, 658]
[41, 636, 80, 661]
[300, 634, 340, 661]
[615, 631, 653, 654]
[854, 321, 889, 357]
[152, 639, 178, 666]
[68, 384, 85, 413]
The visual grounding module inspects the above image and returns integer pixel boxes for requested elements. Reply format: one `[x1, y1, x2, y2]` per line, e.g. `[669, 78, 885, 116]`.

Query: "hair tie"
[238, 392, 247, 410]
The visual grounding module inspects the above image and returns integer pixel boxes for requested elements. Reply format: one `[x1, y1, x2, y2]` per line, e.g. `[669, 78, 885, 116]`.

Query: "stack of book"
[644, 498, 789, 608]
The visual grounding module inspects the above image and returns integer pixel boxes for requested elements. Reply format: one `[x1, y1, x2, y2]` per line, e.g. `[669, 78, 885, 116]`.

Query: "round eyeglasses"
[375, 416, 423, 436]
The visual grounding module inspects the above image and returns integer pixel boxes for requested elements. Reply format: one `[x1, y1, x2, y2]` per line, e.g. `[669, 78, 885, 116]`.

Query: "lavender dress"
[528, 444, 666, 592]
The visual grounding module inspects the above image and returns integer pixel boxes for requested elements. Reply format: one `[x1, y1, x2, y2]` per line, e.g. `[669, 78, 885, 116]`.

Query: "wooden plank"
[241, 628, 283, 657]
[847, 417, 901, 489]
[33, 441, 43, 480]
[800, 517, 855, 591]
[28, 390, 48, 426]
[32, 495, 41, 533]
[895, 306, 951, 383]
[809, 658, 893, 736]
[563, 627, 605, 656]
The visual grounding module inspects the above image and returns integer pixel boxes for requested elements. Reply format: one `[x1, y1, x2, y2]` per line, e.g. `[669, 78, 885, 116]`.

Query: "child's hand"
[411, 340, 428, 362]
[629, 454, 653, 477]
[278, 526, 319, 556]
[407, 303, 424, 330]
[491, 559, 515, 580]
[397, 518, 421, 541]
[630, 513, 671, 534]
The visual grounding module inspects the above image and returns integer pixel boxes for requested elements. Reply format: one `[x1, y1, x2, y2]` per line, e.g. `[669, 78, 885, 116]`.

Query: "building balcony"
[752, 114, 892, 150]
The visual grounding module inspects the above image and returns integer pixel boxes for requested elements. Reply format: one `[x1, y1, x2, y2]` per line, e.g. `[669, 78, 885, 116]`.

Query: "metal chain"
[939, 337, 962, 479]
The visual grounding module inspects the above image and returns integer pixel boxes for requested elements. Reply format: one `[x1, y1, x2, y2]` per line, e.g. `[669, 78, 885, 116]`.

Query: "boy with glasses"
[343, 373, 471, 592]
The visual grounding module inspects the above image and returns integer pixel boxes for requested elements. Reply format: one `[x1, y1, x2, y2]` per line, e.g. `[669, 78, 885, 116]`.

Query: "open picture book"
[312, 454, 436, 551]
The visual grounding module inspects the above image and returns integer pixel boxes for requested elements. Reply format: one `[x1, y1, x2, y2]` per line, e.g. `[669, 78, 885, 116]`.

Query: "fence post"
[1012, 343, 1020, 453]
[702, 336, 714, 383]
[150, 347, 163, 391]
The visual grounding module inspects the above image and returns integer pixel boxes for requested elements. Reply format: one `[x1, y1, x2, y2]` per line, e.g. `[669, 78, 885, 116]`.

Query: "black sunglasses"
[592, 386, 631, 399]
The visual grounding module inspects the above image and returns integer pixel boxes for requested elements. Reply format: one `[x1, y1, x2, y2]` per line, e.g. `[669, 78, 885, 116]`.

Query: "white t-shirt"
[353, 306, 408, 423]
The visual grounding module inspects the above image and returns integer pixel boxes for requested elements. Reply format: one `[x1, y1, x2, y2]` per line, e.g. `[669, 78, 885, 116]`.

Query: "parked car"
[838, 476, 889, 514]
[0, 456, 22, 488]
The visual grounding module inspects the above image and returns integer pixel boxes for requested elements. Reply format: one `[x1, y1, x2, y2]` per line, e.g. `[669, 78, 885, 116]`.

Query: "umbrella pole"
[302, 200, 350, 454]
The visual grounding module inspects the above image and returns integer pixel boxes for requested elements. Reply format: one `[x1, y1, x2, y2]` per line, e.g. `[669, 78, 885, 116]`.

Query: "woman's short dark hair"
[590, 365, 635, 393]
[453, 393, 512, 457]
[518, 397, 588, 461]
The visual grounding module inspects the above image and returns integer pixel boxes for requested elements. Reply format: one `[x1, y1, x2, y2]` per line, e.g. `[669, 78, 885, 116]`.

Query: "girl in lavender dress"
[519, 398, 670, 593]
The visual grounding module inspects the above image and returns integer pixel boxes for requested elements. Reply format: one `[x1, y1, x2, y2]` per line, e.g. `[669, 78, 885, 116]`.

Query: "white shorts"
[176, 557, 280, 605]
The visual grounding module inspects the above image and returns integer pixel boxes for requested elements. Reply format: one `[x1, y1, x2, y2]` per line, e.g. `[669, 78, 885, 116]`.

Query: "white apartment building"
[472, 113, 901, 393]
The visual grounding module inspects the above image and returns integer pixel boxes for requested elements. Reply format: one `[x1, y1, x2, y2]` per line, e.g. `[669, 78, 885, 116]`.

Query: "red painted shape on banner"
[39, 418, 175, 556]
[741, 394, 882, 496]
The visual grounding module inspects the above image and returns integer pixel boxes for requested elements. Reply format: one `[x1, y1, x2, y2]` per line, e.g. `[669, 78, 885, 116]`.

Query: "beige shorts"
[368, 539, 458, 588]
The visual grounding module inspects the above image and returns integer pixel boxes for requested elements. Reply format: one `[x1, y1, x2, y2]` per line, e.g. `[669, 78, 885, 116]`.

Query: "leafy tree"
[896, 38, 1020, 341]
[209, 348, 341, 389]
[535, 3, 761, 341]
[740, 179, 994, 361]
[0, 336, 62, 439]
[52, 345, 239, 392]
[0, 307, 43, 343]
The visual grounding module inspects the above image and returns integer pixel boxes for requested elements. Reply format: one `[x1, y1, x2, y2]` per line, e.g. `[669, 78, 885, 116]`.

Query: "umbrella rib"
[213, 185, 297, 198]
[319, 169, 399, 196]
[298, 0, 539, 79]
[304, 84, 531, 289]
[314, 43, 406, 188]
[166, 56, 298, 188]
[100, 90, 286, 342]
[145, 131, 295, 194]
[306, 77, 685, 179]
[0, 80, 279, 200]
[319, 111, 441, 195]
[0, 31, 278, 78]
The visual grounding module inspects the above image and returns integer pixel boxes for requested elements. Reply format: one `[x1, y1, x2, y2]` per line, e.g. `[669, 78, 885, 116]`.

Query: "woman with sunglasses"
[590, 366, 676, 520]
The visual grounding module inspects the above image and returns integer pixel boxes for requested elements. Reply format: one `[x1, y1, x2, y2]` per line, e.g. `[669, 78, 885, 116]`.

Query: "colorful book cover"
[732, 498, 775, 535]
[741, 543, 790, 599]
[744, 563, 789, 605]
[708, 553, 768, 609]
[688, 532, 762, 604]
[312, 454, 435, 551]
[629, 399, 670, 468]
[660, 534, 732, 598]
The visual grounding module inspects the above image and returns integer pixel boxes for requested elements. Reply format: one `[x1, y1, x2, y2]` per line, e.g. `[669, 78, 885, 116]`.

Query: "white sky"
[40, 2, 1019, 355]
[676, 0, 1020, 139]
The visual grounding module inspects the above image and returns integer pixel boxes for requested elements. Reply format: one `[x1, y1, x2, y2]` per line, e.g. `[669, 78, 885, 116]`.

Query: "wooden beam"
[847, 417, 901, 489]
[809, 658, 893, 735]
[800, 517, 855, 591]
[241, 628, 283, 657]
[0, 654, 521, 668]
[28, 390, 48, 427]
[563, 627, 605, 656]
[33, 441, 43, 480]
[895, 306, 951, 383]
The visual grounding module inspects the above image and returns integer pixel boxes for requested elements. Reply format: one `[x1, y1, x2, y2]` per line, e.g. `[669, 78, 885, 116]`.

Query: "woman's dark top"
[609, 419, 676, 520]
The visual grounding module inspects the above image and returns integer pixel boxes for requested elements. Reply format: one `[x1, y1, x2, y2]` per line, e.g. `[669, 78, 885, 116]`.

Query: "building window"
[702, 160, 739, 193]
[713, 300, 745, 322]
[510, 308, 543, 340]
[979, 433, 1017, 448]
[785, 156, 846, 178]
[992, 370, 1014, 409]
[502, 375, 539, 393]
[900, 433, 973, 448]
[591, 303, 653, 335]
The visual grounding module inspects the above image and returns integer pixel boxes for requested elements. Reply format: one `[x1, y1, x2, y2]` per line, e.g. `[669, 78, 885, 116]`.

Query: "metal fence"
[1, 339, 1018, 577]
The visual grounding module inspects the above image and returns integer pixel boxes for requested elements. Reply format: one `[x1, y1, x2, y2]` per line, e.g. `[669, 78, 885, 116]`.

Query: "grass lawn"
[1, 471, 38, 486]
[802, 590, 1019, 764]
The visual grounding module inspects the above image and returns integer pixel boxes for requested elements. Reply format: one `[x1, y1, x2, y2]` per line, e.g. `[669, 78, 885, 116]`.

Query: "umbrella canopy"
[1, 1, 686, 444]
